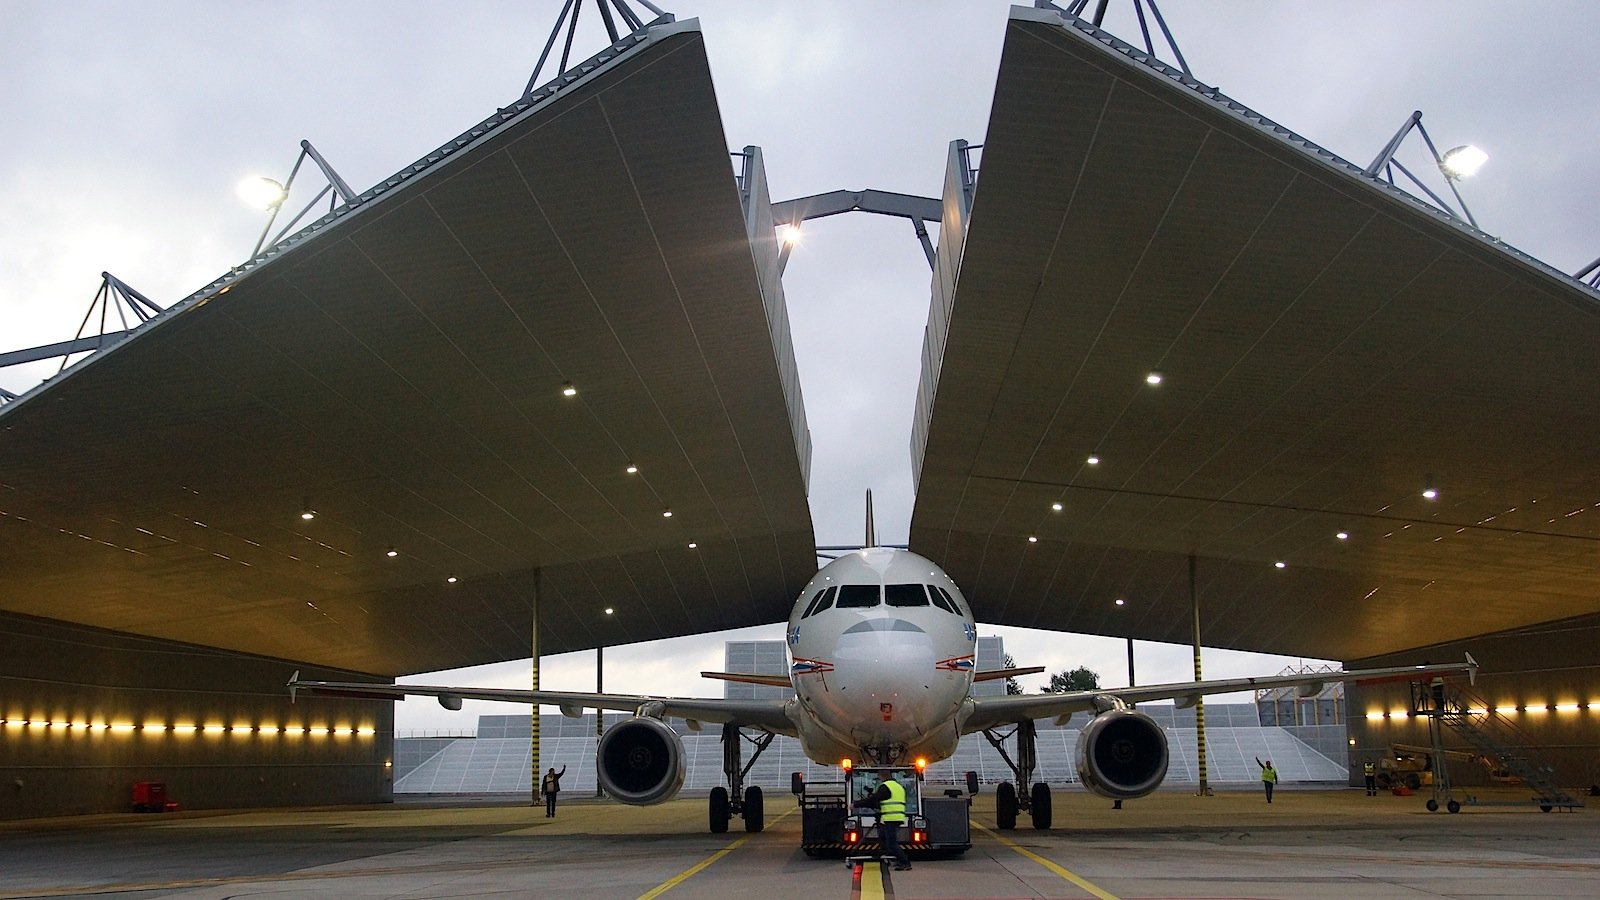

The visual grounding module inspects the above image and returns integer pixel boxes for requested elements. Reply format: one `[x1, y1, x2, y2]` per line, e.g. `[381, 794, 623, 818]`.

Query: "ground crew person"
[1364, 761, 1378, 796]
[869, 775, 913, 870]
[541, 765, 567, 818]
[1255, 756, 1278, 803]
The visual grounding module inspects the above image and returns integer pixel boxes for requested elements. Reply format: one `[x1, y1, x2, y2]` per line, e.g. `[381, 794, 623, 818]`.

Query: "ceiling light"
[1027, 536, 1038, 543]
[385, 547, 398, 558]
[776, 223, 802, 246]
[561, 382, 577, 397]
[687, 541, 698, 549]
[662, 509, 673, 518]
[603, 607, 614, 615]
[1086, 455, 1100, 466]
[446, 576, 458, 584]
[1145, 372, 1163, 386]
[1336, 531, 1349, 541]
[1274, 561, 1287, 569]
[1051, 502, 1063, 512]
[1114, 598, 1125, 607]
[237, 175, 288, 210]
[625, 463, 638, 475]
[300, 509, 315, 521]
[1440, 145, 1488, 179]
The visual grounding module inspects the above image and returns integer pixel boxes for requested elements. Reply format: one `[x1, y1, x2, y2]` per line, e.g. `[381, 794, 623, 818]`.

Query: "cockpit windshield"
[834, 584, 881, 608]
[885, 584, 930, 607]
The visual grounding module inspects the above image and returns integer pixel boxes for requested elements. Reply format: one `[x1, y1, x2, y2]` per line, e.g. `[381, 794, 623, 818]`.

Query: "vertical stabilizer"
[864, 489, 876, 548]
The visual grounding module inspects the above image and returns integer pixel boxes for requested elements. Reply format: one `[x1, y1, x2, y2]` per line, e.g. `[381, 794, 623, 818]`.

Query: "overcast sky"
[4, 2, 1596, 733]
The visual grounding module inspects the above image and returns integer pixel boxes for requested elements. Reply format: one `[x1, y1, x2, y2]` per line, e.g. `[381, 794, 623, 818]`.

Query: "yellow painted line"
[858, 860, 886, 900]
[973, 821, 1120, 900]
[637, 808, 794, 900]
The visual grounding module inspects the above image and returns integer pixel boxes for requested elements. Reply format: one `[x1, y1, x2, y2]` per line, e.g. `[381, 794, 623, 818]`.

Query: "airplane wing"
[958, 654, 1478, 734]
[286, 673, 797, 736]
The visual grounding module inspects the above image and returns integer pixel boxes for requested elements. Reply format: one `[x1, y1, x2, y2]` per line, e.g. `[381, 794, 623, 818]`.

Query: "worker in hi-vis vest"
[869, 775, 913, 870]
[1255, 756, 1278, 803]
[1364, 760, 1378, 796]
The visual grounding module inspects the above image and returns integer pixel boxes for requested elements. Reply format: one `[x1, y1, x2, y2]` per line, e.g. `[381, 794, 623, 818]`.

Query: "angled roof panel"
[0, 20, 814, 675]
[910, 8, 1600, 661]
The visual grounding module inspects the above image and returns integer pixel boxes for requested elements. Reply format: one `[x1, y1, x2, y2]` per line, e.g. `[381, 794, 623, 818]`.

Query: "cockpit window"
[885, 584, 930, 607]
[934, 585, 965, 616]
[926, 585, 955, 613]
[834, 584, 881, 608]
[802, 586, 837, 619]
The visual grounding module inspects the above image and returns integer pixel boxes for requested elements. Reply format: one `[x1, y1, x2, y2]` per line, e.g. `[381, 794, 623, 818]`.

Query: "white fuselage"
[784, 548, 976, 766]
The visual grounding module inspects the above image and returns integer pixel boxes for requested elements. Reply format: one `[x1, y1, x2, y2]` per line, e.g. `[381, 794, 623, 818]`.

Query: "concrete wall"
[1346, 613, 1600, 792]
[0, 610, 393, 820]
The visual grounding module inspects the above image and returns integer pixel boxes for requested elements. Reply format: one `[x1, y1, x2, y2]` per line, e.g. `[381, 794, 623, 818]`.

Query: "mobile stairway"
[1410, 677, 1582, 813]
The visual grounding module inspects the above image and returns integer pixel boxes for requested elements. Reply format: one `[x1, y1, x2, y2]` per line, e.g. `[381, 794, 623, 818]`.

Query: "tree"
[1003, 654, 1023, 695]
[1044, 666, 1100, 693]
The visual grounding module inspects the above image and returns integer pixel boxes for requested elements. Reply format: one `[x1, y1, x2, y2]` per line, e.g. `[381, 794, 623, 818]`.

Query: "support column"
[595, 645, 604, 798]
[1191, 553, 1212, 796]
[1125, 636, 1136, 709]
[531, 567, 541, 807]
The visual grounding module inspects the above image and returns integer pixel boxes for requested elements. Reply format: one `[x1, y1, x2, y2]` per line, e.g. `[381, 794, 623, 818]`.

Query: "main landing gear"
[709, 722, 775, 834]
[982, 719, 1053, 830]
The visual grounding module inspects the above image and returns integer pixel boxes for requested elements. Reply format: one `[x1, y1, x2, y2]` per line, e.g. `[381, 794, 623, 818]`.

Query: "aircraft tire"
[1029, 782, 1053, 830]
[710, 786, 731, 833]
[744, 785, 765, 832]
[1426, 798, 1439, 812]
[996, 781, 1018, 830]
[1447, 800, 1461, 814]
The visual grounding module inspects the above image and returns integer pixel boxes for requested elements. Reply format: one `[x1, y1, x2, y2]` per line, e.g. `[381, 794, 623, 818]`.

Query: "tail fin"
[864, 490, 876, 548]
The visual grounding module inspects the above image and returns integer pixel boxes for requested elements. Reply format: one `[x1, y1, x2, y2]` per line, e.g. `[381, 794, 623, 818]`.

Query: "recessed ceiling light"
[687, 541, 698, 549]
[561, 382, 577, 397]
[1051, 502, 1063, 512]
[1274, 561, 1287, 569]
[1027, 536, 1038, 543]
[603, 607, 614, 615]
[1114, 598, 1126, 607]
[300, 509, 315, 521]
[446, 576, 458, 584]
[1086, 455, 1100, 466]
[1422, 488, 1438, 500]
[662, 509, 673, 518]
[625, 463, 638, 474]
[1335, 532, 1349, 541]
[1146, 372, 1163, 386]
[386, 547, 398, 558]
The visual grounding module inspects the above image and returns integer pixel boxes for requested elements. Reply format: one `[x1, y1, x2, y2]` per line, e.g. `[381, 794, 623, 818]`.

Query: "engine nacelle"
[596, 716, 686, 806]
[1076, 709, 1169, 800]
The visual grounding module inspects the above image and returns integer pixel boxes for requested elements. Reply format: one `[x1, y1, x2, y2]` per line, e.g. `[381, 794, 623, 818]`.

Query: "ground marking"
[972, 821, 1120, 900]
[637, 807, 796, 900]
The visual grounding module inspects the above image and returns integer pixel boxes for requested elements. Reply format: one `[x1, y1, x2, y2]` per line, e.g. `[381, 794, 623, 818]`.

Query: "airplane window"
[834, 584, 881, 608]
[801, 589, 829, 619]
[800, 582, 838, 614]
[885, 584, 930, 607]
[926, 585, 955, 613]
[935, 585, 965, 616]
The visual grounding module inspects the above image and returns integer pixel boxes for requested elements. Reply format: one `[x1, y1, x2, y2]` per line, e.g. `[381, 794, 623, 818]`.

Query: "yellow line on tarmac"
[637, 808, 794, 900]
[972, 822, 1120, 900]
[855, 860, 888, 900]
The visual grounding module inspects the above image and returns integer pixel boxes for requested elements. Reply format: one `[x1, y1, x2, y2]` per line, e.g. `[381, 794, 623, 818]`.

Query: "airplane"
[290, 498, 1479, 834]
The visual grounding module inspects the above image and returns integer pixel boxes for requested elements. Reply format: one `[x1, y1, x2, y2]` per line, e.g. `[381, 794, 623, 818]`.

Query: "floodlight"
[237, 176, 288, 210]
[776, 223, 802, 246]
[1440, 145, 1488, 179]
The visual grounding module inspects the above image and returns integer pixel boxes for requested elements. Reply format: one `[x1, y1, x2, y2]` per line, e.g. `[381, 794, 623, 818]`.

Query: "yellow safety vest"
[1262, 766, 1278, 784]
[1364, 763, 1376, 776]
[880, 779, 907, 823]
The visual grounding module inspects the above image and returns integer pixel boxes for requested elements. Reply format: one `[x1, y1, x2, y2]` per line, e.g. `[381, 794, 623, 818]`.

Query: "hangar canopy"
[0, 20, 815, 676]
[909, 7, 1600, 662]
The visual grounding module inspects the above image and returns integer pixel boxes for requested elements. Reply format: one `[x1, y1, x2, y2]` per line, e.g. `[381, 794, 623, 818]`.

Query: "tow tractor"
[796, 759, 972, 858]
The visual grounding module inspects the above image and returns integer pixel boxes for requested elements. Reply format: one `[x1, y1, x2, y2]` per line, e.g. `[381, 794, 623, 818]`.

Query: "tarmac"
[1, 786, 1595, 899]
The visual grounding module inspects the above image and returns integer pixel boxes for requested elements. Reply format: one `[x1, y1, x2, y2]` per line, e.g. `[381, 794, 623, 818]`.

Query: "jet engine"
[596, 716, 686, 805]
[1076, 709, 1169, 800]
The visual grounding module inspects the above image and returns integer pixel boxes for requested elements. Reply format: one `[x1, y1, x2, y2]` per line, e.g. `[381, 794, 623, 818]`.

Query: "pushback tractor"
[796, 759, 972, 858]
